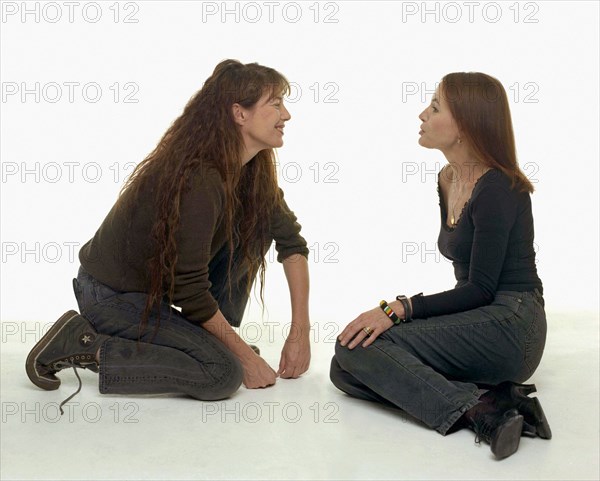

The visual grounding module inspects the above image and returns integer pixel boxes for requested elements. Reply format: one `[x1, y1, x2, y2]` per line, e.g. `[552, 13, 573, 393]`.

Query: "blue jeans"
[329, 290, 547, 434]
[72, 244, 255, 400]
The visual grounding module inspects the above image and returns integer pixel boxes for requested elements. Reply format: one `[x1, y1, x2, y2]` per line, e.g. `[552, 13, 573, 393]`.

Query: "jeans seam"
[523, 302, 545, 376]
[368, 341, 478, 435]
[100, 351, 231, 392]
[370, 341, 477, 411]
[99, 340, 108, 393]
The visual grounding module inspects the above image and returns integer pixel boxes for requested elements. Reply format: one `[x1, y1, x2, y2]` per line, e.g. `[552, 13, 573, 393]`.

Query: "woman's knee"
[202, 355, 244, 400]
[333, 338, 374, 373]
[333, 339, 351, 366]
[329, 354, 346, 389]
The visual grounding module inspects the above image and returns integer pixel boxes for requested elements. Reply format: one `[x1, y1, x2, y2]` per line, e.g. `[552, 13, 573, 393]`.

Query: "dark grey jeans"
[73, 245, 253, 400]
[330, 290, 547, 435]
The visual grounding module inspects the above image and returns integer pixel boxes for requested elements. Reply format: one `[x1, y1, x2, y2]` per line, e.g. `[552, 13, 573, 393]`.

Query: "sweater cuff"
[181, 297, 219, 325]
[410, 293, 426, 320]
[277, 246, 309, 263]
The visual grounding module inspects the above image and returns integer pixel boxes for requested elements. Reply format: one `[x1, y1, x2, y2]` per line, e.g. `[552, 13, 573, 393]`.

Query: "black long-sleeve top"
[410, 168, 543, 319]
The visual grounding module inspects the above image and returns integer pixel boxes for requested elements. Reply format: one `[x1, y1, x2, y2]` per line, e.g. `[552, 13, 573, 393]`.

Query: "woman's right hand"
[241, 353, 277, 389]
[202, 310, 277, 388]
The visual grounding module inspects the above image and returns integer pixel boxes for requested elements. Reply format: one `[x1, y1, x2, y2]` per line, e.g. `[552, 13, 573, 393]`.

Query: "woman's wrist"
[286, 320, 311, 341]
[395, 295, 413, 321]
[388, 300, 406, 319]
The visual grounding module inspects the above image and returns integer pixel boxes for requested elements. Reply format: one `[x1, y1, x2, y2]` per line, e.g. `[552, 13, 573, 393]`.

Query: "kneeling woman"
[27, 60, 311, 409]
[330, 72, 550, 460]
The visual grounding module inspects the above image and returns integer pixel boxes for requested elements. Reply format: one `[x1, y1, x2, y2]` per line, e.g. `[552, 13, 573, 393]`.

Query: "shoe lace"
[52, 361, 84, 415]
[472, 414, 493, 446]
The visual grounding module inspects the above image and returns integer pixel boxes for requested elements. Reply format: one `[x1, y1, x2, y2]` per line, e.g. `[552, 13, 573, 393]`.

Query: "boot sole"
[491, 414, 523, 459]
[25, 310, 80, 391]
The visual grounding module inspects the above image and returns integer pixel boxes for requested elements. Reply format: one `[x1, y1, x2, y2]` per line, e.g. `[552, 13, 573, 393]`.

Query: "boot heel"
[531, 397, 552, 439]
[491, 413, 524, 459]
[514, 383, 537, 396]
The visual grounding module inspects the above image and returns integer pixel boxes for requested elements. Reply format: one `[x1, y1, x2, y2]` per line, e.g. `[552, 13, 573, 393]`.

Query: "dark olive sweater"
[79, 167, 309, 323]
[410, 169, 543, 319]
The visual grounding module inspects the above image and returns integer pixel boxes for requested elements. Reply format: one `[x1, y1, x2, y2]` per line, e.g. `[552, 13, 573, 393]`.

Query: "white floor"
[1, 311, 599, 481]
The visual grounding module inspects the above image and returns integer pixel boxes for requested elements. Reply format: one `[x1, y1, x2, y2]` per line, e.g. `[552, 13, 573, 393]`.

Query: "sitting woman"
[26, 60, 311, 411]
[330, 72, 550, 460]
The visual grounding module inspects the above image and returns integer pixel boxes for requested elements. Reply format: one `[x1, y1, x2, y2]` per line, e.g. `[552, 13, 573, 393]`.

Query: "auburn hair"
[441, 72, 534, 193]
[117, 59, 289, 337]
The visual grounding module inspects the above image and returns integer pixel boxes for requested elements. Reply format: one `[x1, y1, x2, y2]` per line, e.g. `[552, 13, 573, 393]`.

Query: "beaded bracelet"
[379, 300, 402, 325]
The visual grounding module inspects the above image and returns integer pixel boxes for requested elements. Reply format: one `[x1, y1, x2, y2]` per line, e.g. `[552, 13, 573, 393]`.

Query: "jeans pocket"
[92, 279, 118, 304]
[76, 267, 119, 311]
[493, 292, 524, 316]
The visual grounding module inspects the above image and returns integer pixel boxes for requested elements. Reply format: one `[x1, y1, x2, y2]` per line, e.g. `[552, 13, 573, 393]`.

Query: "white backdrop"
[1, 0, 598, 330]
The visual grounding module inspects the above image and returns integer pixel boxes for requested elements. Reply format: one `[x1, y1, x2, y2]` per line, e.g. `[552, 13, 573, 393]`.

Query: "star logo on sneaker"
[80, 333, 95, 345]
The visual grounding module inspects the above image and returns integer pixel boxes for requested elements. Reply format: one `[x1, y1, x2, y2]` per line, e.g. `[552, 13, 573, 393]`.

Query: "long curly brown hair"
[117, 59, 289, 336]
[441, 72, 534, 193]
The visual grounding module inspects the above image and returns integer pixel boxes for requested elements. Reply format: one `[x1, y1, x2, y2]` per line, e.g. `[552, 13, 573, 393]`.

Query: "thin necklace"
[449, 166, 491, 226]
[449, 182, 463, 226]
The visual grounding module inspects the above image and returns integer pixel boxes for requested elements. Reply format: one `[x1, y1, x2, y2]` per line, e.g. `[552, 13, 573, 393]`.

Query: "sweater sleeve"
[270, 188, 309, 262]
[411, 180, 518, 319]
[171, 171, 225, 324]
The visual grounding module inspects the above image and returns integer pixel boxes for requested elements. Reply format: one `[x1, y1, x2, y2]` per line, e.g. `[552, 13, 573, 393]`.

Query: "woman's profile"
[26, 60, 311, 409]
[331, 72, 550, 460]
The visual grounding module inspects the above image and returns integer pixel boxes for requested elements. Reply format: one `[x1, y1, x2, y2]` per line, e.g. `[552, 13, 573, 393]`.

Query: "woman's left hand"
[278, 333, 311, 379]
[338, 305, 396, 349]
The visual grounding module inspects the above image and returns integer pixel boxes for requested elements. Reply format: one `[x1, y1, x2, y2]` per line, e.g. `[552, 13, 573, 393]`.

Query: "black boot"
[469, 408, 524, 459]
[481, 381, 552, 439]
[26, 310, 108, 391]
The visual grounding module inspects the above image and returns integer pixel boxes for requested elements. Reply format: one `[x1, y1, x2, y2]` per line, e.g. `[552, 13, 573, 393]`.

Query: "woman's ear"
[232, 103, 246, 126]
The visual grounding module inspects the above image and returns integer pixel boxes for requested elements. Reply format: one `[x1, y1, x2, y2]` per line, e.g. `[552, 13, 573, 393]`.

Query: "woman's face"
[418, 84, 461, 152]
[237, 90, 291, 153]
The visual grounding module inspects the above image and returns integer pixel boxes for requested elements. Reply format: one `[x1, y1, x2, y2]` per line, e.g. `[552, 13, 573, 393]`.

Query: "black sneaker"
[26, 310, 108, 391]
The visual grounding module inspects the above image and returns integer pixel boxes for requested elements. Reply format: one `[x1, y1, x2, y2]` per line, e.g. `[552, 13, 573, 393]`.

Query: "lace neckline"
[437, 168, 494, 232]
